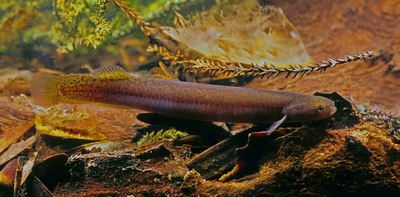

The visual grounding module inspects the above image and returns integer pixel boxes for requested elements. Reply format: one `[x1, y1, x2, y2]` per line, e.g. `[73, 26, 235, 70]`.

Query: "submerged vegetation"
[144, 1, 373, 79]
[1, 0, 399, 196]
[0, 0, 147, 54]
[0, 0, 226, 54]
[0, 0, 371, 78]
[136, 129, 188, 147]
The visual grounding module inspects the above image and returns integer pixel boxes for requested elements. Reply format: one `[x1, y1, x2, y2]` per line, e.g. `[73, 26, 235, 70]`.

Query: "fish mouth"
[330, 106, 337, 116]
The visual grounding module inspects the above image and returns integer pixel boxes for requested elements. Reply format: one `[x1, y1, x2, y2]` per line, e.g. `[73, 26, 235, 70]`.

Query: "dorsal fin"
[93, 65, 132, 80]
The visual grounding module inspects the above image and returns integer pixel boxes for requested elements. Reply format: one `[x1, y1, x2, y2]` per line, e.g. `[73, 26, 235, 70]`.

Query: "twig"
[189, 51, 374, 79]
[111, 0, 153, 36]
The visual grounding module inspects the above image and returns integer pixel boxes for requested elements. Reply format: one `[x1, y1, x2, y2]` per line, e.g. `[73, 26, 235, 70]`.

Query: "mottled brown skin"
[31, 69, 337, 124]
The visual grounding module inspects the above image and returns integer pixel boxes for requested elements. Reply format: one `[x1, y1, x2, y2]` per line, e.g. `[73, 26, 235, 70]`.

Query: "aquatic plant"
[0, 0, 144, 54]
[1, 0, 372, 79]
[356, 104, 400, 143]
[50, 0, 152, 53]
[147, 1, 373, 79]
[136, 129, 188, 147]
[0, 0, 218, 55]
[192, 51, 373, 78]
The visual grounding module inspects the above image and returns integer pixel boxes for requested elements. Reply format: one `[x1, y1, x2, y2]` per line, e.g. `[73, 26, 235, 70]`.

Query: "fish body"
[30, 66, 336, 125]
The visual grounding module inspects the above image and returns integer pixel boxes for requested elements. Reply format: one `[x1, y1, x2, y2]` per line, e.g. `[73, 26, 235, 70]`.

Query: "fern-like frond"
[136, 129, 188, 147]
[112, 0, 152, 36]
[187, 51, 373, 79]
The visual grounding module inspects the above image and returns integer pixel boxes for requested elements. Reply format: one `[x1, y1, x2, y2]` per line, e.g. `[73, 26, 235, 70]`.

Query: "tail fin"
[30, 73, 61, 106]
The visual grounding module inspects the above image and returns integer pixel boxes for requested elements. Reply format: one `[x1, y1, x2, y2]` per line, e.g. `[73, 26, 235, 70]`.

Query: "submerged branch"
[190, 51, 374, 78]
[111, 0, 152, 36]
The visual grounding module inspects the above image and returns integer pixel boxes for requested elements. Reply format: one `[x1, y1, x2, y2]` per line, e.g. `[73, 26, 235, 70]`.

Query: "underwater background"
[0, 0, 399, 196]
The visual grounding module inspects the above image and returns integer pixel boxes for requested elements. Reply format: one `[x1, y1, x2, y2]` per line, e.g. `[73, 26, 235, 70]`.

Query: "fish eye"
[317, 105, 324, 112]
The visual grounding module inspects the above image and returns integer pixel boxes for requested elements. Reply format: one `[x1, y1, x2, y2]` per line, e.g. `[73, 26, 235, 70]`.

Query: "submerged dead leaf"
[33, 153, 68, 190]
[0, 158, 17, 195]
[0, 136, 36, 166]
[0, 120, 35, 155]
[34, 105, 106, 141]
[21, 152, 37, 185]
[147, 1, 372, 79]
[163, 3, 310, 67]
